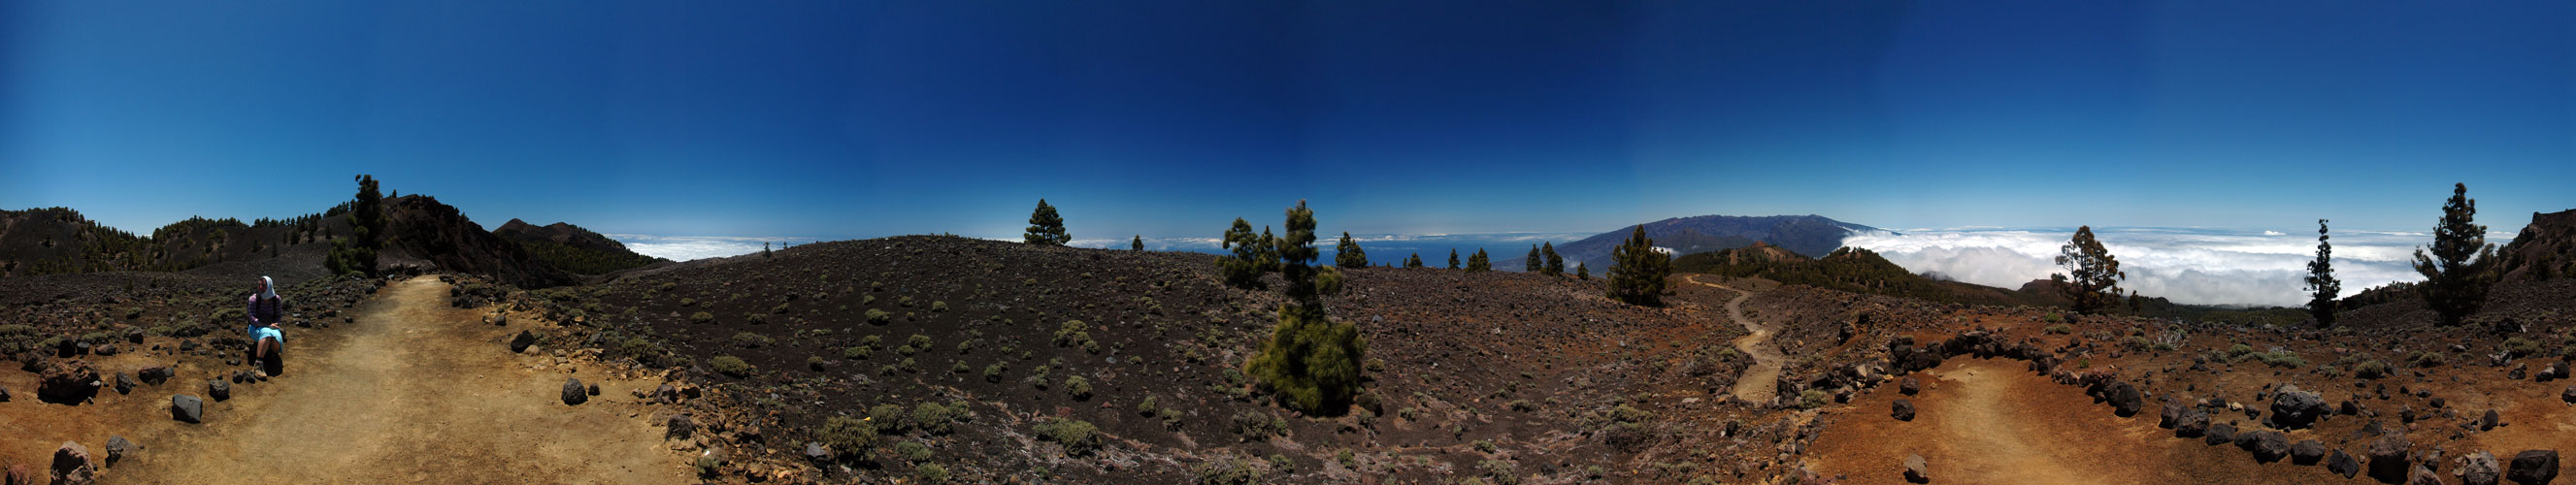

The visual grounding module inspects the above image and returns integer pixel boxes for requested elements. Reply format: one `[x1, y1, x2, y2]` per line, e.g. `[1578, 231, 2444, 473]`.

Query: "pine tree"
[2050, 226, 2125, 315]
[1257, 227, 1280, 274]
[1541, 242, 1564, 276]
[2413, 183, 2496, 326]
[1467, 248, 1492, 273]
[1243, 201, 1367, 415]
[2305, 219, 2341, 327]
[1606, 226, 1668, 306]
[1023, 199, 1070, 246]
[1219, 218, 1265, 288]
[1404, 253, 1424, 268]
[324, 175, 383, 276]
[1335, 232, 1369, 268]
[1525, 244, 1541, 273]
[1132, 235, 1144, 251]
[1448, 249, 1460, 270]
[1575, 261, 1589, 279]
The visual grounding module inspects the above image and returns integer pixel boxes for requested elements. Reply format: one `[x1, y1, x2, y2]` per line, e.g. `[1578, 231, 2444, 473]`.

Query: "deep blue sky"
[4, 1, 2569, 242]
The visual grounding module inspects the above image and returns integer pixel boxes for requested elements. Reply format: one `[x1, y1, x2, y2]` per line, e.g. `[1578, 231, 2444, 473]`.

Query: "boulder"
[2372, 434, 2414, 483]
[37, 360, 101, 404]
[2329, 449, 2362, 478]
[2105, 381, 2144, 417]
[2204, 423, 2236, 446]
[1899, 376, 1921, 395]
[112, 372, 137, 395]
[102, 436, 133, 467]
[51, 441, 94, 485]
[2508, 450, 2557, 485]
[2268, 386, 2328, 430]
[1893, 399, 1917, 421]
[6, 464, 37, 485]
[137, 366, 173, 385]
[2292, 439, 2328, 466]
[2461, 450, 2501, 485]
[665, 414, 695, 439]
[2563, 387, 2576, 404]
[2175, 408, 2211, 437]
[91, 344, 116, 356]
[2414, 464, 2447, 485]
[1903, 453, 1930, 483]
[511, 331, 538, 353]
[561, 378, 587, 405]
[804, 441, 831, 463]
[2485, 409, 2503, 431]
[0, 384, 11, 403]
[170, 395, 204, 423]
[207, 380, 230, 402]
[587, 383, 600, 396]
[2543, 362, 2570, 382]
[2242, 431, 2291, 463]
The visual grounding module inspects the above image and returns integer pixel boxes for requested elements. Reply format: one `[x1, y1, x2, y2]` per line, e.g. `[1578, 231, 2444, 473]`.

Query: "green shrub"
[689, 311, 714, 324]
[870, 404, 910, 433]
[866, 308, 891, 325]
[2252, 351, 2305, 368]
[679, 297, 696, 307]
[1066, 375, 1092, 400]
[1800, 389, 1831, 409]
[1054, 320, 1091, 347]
[2044, 324, 2073, 335]
[2121, 336, 2153, 352]
[1270, 453, 1296, 474]
[912, 403, 964, 435]
[710, 355, 752, 377]
[983, 363, 1006, 382]
[732, 332, 773, 348]
[931, 301, 948, 312]
[1480, 459, 1519, 485]
[914, 463, 947, 483]
[2354, 359, 2391, 378]
[818, 416, 875, 460]
[907, 334, 933, 350]
[808, 355, 826, 370]
[1139, 396, 1160, 416]
[1193, 456, 1260, 485]
[2226, 343, 2255, 359]
[844, 345, 874, 360]
[2407, 350, 2446, 368]
[1231, 410, 1288, 441]
[950, 361, 971, 373]
[894, 441, 932, 463]
[2043, 312, 2066, 323]
[1033, 418, 1102, 456]
[2503, 338, 2543, 358]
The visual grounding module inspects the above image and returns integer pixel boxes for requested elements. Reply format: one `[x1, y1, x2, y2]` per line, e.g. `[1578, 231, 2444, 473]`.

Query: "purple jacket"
[247, 294, 286, 326]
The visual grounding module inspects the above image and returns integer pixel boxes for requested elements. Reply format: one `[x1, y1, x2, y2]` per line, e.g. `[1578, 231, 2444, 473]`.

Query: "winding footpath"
[1691, 275, 1783, 405]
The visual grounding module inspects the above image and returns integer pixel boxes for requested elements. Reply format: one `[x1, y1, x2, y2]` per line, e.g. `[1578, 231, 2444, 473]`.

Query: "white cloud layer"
[1842, 227, 2516, 307]
[606, 234, 819, 262]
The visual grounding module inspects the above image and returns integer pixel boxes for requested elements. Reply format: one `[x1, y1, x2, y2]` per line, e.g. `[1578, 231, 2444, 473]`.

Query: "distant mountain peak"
[1555, 214, 1882, 273]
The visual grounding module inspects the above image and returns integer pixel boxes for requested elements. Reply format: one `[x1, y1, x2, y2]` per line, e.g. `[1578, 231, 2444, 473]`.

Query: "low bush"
[1066, 375, 1093, 400]
[2406, 350, 2446, 368]
[2044, 324, 2073, 335]
[817, 416, 875, 460]
[866, 308, 891, 325]
[2354, 359, 2391, 378]
[689, 311, 714, 324]
[1800, 389, 1831, 409]
[710, 355, 752, 377]
[844, 345, 874, 360]
[1033, 418, 1102, 456]
[732, 332, 773, 348]
[894, 441, 932, 463]
[2503, 338, 2543, 358]
[914, 463, 947, 483]
[2251, 351, 2305, 368]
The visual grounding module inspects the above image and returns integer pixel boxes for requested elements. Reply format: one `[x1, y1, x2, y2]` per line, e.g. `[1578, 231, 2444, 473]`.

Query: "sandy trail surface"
[1691, 275, 1782, 404]
[92, 276, 690, 484]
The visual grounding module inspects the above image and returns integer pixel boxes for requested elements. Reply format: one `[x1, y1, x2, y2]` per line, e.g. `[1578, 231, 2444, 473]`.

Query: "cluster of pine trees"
[1228, 201, 1368, 414]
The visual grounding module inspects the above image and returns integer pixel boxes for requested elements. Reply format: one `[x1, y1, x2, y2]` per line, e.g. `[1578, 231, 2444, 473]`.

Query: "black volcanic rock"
[561, 377, 587, 405]
[2508, 450, 2557, 485]
[1892, 399, 1916, 421]
[2329, 449, 2361, 478]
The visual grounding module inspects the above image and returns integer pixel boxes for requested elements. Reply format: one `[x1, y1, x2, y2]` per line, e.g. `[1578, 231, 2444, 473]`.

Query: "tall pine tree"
[2413, 183, 2496, 326]
[1541, 242, 1564, 276]
[1243, 201, 1367, 414]
[2305, 219, 2341, 327]
[1024, 199, 1070, 245]
[325, 175, 384, 276]
[1525, 244, 1540, 273]
[1132, 235, 1143, 251]
[1607, 226, 1668, 306]
[1448, 248, 1460, 270]
[2051, 226, 2125, 315]
[1219, 218, 1265, 288]
[1335, 232, 1369, 268]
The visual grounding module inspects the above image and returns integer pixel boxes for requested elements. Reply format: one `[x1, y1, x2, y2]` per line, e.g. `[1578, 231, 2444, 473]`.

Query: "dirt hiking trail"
[109, 276, 690, 484]
[1691, 275, 1781, 404]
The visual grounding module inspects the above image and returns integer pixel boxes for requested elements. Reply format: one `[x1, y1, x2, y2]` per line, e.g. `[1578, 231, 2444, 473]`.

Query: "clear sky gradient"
[4, 1, 2569, 242]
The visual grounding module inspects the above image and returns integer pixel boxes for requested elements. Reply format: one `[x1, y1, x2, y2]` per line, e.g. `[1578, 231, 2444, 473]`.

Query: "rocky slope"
[1556, 214, 1882, 272]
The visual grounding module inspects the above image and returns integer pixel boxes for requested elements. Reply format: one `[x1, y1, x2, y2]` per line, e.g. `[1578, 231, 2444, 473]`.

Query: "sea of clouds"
[608, 234, 822, 262]
[1840, 227, 2515, 307]
[1072, 232, 1596, 265]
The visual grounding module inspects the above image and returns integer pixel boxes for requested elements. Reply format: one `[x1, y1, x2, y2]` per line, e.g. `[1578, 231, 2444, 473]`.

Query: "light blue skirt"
[248, 325, 283, 343]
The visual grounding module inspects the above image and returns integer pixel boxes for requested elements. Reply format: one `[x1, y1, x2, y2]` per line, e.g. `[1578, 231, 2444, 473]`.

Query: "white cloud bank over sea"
[608, 234, 821, 262]
[1842, 227, 2515, 307]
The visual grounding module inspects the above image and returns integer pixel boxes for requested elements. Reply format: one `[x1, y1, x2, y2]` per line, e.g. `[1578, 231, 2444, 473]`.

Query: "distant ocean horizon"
[614, 226, 2502, 308]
